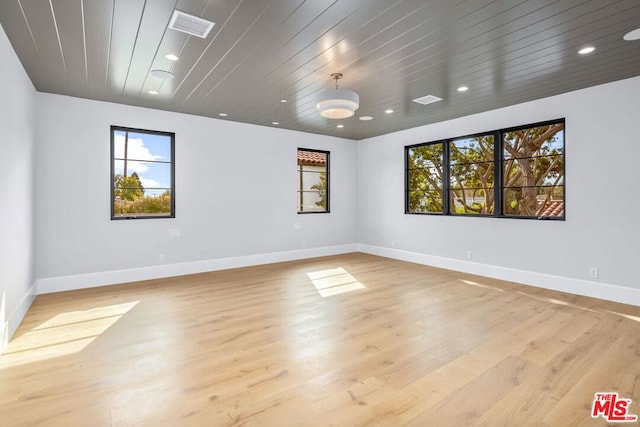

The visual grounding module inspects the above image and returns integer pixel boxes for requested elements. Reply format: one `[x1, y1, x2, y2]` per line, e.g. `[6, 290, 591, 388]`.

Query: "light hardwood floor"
[1, 253, 639, 426]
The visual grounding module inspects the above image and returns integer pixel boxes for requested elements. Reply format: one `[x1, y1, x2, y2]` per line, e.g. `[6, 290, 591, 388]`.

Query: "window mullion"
[494, 130, 503, 217]
[443, 140, 450, 215]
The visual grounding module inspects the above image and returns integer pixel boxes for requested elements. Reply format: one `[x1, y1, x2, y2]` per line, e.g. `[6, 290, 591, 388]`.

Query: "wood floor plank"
[1, 253, 639, 426]
[405, 355, 541, 426]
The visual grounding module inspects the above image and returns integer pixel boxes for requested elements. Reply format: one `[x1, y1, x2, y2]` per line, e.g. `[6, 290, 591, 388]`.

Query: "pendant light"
[316, 73, 359, 119]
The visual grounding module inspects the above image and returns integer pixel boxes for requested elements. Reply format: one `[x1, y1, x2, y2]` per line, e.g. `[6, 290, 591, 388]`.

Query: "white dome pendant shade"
[317, 73, 359, 119]
[317, 89, 359, 118]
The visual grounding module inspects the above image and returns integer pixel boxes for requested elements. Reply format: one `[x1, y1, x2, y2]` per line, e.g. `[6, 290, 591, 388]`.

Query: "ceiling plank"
[0, 0, 42, 86]
[106, 0, 146, 99]
[83, 0, 115, 98]
[121, 0, 177, 97]
[17, 0, 69, 93]
[50, 0, 89, 98]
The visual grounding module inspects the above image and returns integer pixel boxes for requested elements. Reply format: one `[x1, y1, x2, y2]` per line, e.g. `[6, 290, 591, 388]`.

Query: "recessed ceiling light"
[359, 116, 373, 121]
[457, 86, 469, 92]
[624, 28, 640, 41]
[385, 109, 394, 114]
[165, 54, 179, 61]
[337, 124, 344, 128]
[578, 46, 595, 55]
[150, 69, 175, 79]
[218, 113, 228, 117]
[280, 99, 288, 103]
[272, 121, 280, 125]
[148, 90, 159, 95]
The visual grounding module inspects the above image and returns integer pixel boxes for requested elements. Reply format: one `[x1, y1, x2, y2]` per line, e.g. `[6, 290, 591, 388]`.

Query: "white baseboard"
[357, 244, 640, 307]
[34, 242, 640, 306]
[1, 281, 38, 354]
[36, 244, 358, 295]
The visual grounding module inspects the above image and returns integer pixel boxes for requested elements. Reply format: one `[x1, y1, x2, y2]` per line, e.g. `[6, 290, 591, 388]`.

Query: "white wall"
[357, 76, 640, 305]
[0, 23, 37, 351]
[35, 94, 358, 293]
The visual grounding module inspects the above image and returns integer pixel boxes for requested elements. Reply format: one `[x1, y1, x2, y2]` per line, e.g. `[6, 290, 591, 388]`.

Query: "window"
[405, 119, 564, 220]
[503, 123, 564, 218]
[111, 126, 175, 219]
[450, 135, 495, 215]
[297, 148, 329, 213]
[406, 143, 443, 213]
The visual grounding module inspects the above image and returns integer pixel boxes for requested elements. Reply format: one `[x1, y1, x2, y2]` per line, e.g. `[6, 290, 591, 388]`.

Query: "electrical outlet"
[589, 267, 598, 279]
[466, 250, 473, 260]
[159, 254, 165, 264]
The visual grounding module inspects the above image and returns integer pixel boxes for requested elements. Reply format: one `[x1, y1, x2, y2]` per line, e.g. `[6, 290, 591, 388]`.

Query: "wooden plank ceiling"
[1, 0, 639, 140]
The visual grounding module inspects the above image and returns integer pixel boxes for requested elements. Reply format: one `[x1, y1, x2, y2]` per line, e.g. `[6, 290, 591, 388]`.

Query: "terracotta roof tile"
[298, 150, 326, 166]
[538, 200, 564, 218]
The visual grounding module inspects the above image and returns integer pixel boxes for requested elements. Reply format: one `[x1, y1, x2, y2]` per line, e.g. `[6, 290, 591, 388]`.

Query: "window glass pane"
[408, 169, 442, 191]
[407, 190, 442, 213]
[504, 186, 564, 218]
[504, 155, 563, 187]
[536, 188, 564, 218]
[113, 130, 126, 158]
[299, 191, 326, 212]
[300, 170, 324, 191]
[408, 144, 443, 169]
[113, 132, 172, 161]
[113, 189, 172, 217]
[449, 162, 494, 189]
[450, 188, 494, 215]
[503, 124, 564, 159]
[407, 143, 444, 213]
[450, 135, 494, 164]
[114, 162, 171, 190]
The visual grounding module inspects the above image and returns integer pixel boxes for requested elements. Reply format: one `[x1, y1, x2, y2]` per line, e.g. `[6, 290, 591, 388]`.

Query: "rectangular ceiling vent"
[168, 10, 215, 39]
[412, 95, 443, 105]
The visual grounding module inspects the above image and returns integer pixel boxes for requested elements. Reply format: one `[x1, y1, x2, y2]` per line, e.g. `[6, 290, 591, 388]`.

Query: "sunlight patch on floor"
[516, 291, 598, 313]
[307, 267, 365, 297]
[607, 311, 640, 322]
[31, 301, 139, 330]
[0, 301, 138, 368]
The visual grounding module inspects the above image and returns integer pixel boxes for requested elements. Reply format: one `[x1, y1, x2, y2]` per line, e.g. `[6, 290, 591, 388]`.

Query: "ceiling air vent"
[412, 95, 443, 105]
[168, 10, 215, 39]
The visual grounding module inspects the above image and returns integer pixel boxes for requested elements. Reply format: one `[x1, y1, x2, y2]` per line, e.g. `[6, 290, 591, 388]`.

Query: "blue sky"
[113, 131, 172, 195]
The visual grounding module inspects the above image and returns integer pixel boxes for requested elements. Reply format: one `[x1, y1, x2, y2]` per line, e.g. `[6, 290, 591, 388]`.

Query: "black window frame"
[405, 118, 565, 220]
[297, 148, 330, 214]
[110, 125, 176, 220]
